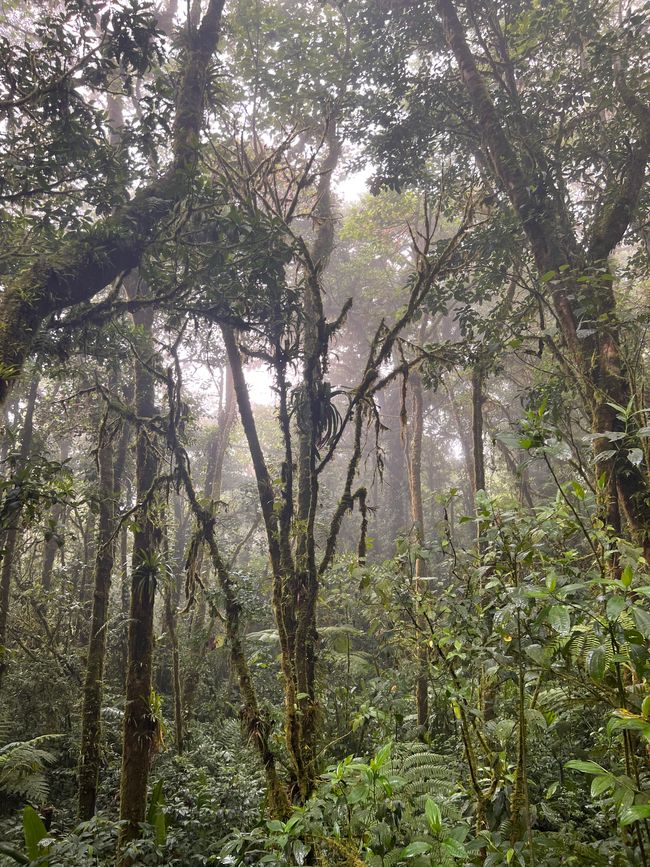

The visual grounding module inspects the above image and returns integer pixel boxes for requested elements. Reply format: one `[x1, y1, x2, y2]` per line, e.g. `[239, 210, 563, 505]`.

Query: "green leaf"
[425, 798, 443, 834]
[146, 779, 166, 845]
[606, 595, 626, 621]
[642, 695, 650, 719]
[402, 841, 432, 857]
[566, 760, 607, 775]
[23, 806, 48, 862]
[548, 605, 571, 635]
[633, 607, 650, 639]
[266, 820, 285, 833]
[570, 481, 585, 500]
[442, 837, 469, 859]
[620, 804, 650, 826]
[591, 774, 614, 797]
[621, 565, 634, 588]
[540, 270, 556, 283]
[545, 782, 559, 799]
[587, 646, 607, 681]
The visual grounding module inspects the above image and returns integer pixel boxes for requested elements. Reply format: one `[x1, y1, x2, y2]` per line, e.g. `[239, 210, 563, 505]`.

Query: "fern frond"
[0, 733, 60, 803]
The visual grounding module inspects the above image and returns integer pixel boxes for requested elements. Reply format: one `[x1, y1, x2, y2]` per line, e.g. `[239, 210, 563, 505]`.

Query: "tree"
[355, 0, 650, 553]
[0, 0, 226, 405]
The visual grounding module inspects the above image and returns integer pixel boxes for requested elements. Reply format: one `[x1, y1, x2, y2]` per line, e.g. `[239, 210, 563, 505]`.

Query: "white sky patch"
[336, 165, 372, 202]
[246, 364, 276, 407]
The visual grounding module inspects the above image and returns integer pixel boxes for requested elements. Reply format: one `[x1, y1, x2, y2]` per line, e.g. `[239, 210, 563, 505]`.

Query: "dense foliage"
[0, 0, 649, 865]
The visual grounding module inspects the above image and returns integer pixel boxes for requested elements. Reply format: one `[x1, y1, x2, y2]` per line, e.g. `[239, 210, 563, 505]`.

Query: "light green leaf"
[591, 774, 614, 797]
[402, 841, 432, 857]
[566, 759, 607, 776]
[548, 605, 571, 635]
[425, 798, 443, 834]
[620, 804, 650, 826]
[606, 595, 626, 621]
[621, 565, 634, 588]
[23, 806, 48, 862]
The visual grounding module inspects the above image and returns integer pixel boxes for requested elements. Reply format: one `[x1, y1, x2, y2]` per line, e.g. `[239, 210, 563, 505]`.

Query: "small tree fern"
[0, 724, 60, 803]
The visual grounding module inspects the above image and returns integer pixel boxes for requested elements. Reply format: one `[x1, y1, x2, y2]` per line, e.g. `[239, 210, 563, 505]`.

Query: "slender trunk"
[444, 381, 475, 514]
[382, 374, 408, 552]
[119, 522, 130, 688]
[0, 374, 39, 690]
[293, 116, 341, 796]
[471, 363, 485, 496]
[76, 510, 97, 645]
[404, 372, 428, 727]
[221, 325, 300, 793]
[40, 501, 64, 592]
[182, 367, 236, 715]
[78, 423, 116, 820]
[118, 305, 162, 856]
[165, 588, 183, 755]
[78, 410, 131, 819]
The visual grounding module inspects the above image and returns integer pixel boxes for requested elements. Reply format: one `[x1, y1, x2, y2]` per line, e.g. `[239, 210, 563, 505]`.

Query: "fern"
[0, 729, 60, 803]
[392, 743, 461, 819]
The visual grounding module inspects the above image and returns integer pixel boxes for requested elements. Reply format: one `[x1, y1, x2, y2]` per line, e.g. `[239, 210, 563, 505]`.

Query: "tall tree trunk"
[471, 363, 485, 496]
[404, 371, 429, 728]
[381, 374, 408, 553]
[119, 521, 130, 688]
[0, 374, 39, 690]
[78, 421, 116, 820]
[40, 501, 64, 592]
[165, 586, 183, 755]
[292, 116, 342, 797]
[78, 409, 131, 820]
[40, 439, 71, 592]
[118, 304, 162, 857]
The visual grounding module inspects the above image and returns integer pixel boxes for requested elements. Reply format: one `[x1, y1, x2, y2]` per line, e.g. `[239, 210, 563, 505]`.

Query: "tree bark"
[118, 304, 162, 858]
[78, 421, 116, 819]
[78, 406, 131, 819]
[165, 586, 184, 755]
[404, 371, 429, 727]
[0, 374, 39, 690]
[471, 363, 485, 496]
